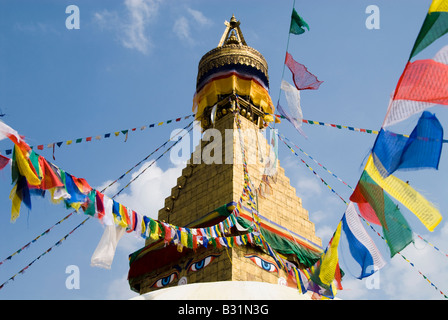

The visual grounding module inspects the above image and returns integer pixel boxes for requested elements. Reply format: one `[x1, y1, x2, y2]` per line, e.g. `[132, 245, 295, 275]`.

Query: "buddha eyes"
[187, 254, 220, 272]
[151, 254, 220, 288]
[151, 272, 178, 288]
[245, 254, 279, 273]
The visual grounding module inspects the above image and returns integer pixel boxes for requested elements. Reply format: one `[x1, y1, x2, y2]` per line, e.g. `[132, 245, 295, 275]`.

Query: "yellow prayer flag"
[319, 221, 342, 287]
[365, 154, 442, 231]
[429, 0, 448, 13]
[180, 230, 188, 248]
[14, 145, 41, 186]
[9, 184, 21, 222]
[116, 205, 128, 229]
[150, 222, 160, 240]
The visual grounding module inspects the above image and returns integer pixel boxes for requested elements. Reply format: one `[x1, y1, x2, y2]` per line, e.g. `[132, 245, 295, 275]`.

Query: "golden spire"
[218, 14, 247, 46]
[196, 15, 268, 88]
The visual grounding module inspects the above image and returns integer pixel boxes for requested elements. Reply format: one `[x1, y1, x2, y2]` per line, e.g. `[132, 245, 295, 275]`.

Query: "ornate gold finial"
[197, 15, 268, 88]
[218, 15, 247, 47]
[225, 30, 239, 45]
[195, 15, 273, 130]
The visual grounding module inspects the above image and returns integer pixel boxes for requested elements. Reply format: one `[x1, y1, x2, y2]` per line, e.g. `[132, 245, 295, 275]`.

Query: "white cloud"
[186, 8, 212, 26]
[121, 0, 160, 54]
[97, 160, 185, 299]
[295, 176, 322, 200]
[14, 22, 59, 35]
[113, 160, 184, 219]
[93, 0, 161, 54]
[173, 7, 212, 45]
[173, 16, 193, 45]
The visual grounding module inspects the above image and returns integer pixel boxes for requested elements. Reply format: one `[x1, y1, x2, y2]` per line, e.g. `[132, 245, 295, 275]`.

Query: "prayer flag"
[9, 183, 22, 222]
[12, 145, 41, 186]
[383, 46, 448, 127]
[365, 154, 442, 232]
[0, 120, 24, 149]
[311, 221, 342, 289]
[285, 52, 323, 90]
[280, 80, 306, 137]
[9, 176, 31, 222]
[38, 156, 64, 190]
[409, 0, 448, 59]
[342, 202, 386, 279]
[71, 176, 92, 194]
[373, 111, 443, 178]
[82, 189, 96, 217]
[90, 225, 126, 269]
[102, 195, 114, 226]
[290, 8, 309, 35]
[0, 154, 10, 170]
[351, 169, 414, 257]
[277, 102, 305, 138]
[95, 190, 105, 220]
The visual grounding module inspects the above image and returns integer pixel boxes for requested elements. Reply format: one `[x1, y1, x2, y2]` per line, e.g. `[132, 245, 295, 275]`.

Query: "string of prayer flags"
[383, 46, 448, 127]
[373, 111, 443, 178]
[341, 202, 386, 279]
[285, 52, 323, 90]
[290, 8, 309, 35]
[409, 0, 448, 59]
[0, 211, 75, 268]
[0, 216, 90, 291]
[275, 130, 354, 190]
[2, 114, 194, 156]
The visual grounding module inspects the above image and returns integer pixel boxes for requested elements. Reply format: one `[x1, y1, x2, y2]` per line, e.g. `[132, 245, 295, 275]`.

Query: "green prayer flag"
[83, 189, 96, 217]
[356, 171, 414, 257]
[409, 1, 448, 59]
[290, 8, 309, 35]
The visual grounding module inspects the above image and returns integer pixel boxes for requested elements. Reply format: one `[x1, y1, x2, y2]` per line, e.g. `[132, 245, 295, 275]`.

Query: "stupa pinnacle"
[127, 15, 322, 299]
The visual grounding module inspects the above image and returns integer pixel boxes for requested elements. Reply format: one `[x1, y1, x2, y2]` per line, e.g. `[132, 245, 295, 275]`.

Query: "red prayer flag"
[285, 52, 323, 90]
[38, 156, 64, 189]
[95, 190, 105, 220]
[383, 46, 448, 127]
[350, 182, 381, 226]
[72, 176, 92, 194]
[0, 154, 10, 170]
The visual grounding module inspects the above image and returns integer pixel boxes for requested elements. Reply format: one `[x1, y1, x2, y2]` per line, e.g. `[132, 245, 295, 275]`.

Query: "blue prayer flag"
[372, 111, 443, 178]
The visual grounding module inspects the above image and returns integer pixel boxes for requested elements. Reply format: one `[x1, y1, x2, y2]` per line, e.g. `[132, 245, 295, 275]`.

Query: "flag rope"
[0, 122, 195, 290]
[278, 130, 448, 298]
[2, 114, 195, 156]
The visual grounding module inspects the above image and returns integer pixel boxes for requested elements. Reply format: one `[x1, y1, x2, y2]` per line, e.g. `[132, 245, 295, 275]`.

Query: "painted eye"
[151, 272, 178, 288]
[188, 255, 219, 272]
[245, 255, 278, 273]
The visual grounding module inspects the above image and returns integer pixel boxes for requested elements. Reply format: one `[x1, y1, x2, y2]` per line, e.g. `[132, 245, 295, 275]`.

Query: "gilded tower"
[128, 15, 322, 297]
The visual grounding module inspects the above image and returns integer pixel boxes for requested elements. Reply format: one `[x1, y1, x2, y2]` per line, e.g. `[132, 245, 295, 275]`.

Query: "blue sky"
[0, 0, 447, 300]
